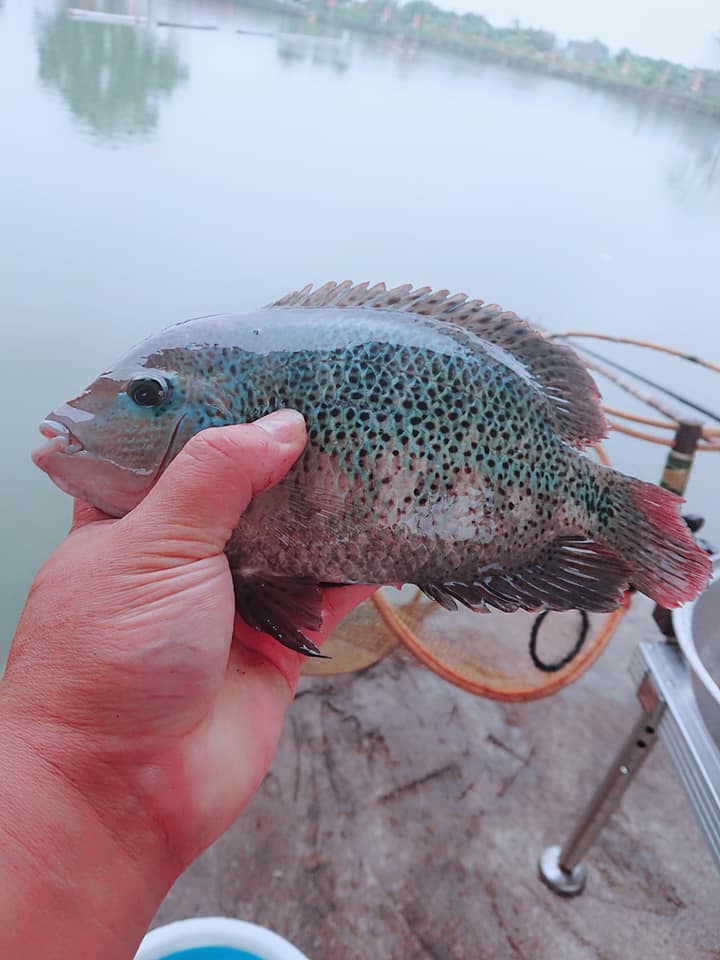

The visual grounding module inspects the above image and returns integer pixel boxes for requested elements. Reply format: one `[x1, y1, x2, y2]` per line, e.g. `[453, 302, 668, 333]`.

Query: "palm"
[9, 498, 373, 866]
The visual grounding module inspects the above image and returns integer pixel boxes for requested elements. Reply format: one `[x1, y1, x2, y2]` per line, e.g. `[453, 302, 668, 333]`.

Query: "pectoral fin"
[233, 575, 330, 658]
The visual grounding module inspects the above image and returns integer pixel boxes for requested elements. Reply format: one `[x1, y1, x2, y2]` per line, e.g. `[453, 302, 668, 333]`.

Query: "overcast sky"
[435, 0, 720, 69]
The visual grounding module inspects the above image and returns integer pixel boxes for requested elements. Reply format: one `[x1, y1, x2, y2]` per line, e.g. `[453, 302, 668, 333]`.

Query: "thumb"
[119, 410, 307, 559]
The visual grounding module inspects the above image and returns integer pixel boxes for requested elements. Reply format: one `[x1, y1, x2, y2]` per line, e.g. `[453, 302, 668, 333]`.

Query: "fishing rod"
[550, 331, 720, 375]
[559, 341, 720, 426]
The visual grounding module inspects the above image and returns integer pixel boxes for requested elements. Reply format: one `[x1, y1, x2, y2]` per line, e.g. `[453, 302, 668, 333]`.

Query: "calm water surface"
[2, 0, 720, 660]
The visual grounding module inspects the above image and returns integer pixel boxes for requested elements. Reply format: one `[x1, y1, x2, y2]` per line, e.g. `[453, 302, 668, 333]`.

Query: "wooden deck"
[153, 596, 720, 959]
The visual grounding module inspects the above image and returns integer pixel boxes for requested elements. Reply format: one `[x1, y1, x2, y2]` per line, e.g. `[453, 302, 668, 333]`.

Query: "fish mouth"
[32, 419, 85, 468]
[39, 419, 84, 451]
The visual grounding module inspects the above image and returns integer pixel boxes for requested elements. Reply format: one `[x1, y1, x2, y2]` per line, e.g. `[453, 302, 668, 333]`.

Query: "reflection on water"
[36, 6, 188, 140]
[668, 140, 720, 200]
[615, 94, 720, 196]
[276, 27, 351, 73]
[664, 115, 720, 199]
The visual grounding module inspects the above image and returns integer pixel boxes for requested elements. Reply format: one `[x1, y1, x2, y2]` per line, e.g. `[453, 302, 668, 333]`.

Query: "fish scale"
[223, 339, 562, 581]
[32, 281, 711, 657]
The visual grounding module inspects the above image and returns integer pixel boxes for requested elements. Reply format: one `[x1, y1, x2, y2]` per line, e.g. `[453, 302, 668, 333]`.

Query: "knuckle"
[183, 425, 261, 470]
[178, 426, 276, 499]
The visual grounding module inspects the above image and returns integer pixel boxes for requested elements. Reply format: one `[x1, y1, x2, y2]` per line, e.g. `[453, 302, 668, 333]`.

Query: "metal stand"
[540, 418, 720, 895]
[539, 641, 720, 895]
[539, 674, 665, 895]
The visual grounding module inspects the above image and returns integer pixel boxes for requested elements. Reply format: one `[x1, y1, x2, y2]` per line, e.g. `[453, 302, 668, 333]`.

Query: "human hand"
[0, 411, 374, 959]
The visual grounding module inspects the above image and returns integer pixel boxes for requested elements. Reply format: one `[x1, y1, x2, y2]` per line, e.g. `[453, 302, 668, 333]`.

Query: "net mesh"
[303, 586, 626, 700]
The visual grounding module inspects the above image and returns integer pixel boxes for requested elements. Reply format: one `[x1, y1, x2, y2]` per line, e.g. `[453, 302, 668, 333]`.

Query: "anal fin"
[420, 537, 633, 614]
[233, 575, 330, 658]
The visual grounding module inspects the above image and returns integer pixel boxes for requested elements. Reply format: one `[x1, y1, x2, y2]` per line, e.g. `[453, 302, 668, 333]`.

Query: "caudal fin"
[602, 471, 711, 608]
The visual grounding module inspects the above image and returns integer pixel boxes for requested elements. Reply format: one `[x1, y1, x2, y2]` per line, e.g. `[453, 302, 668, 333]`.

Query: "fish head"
[32, 352, 232, 516]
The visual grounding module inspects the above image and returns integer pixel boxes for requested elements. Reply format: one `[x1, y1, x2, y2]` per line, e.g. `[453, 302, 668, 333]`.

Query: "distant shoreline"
[237, 0, 720, 120]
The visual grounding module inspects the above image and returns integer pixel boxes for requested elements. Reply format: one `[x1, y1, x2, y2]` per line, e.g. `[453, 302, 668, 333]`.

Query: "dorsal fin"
[270, 282, 607, 446]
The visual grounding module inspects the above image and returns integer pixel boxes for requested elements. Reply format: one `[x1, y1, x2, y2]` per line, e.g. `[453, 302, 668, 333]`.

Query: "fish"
[32, 280, 711, 657]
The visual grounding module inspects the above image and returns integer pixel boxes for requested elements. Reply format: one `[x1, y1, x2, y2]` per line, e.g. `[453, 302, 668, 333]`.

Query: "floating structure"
[67, 7, 147, 25]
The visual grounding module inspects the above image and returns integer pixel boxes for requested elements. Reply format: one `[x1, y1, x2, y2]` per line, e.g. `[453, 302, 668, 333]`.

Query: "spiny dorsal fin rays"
[269, 281, 607, 446]
[342, 281, 370, 306]
[306, 281, 338, 307]
[272, 283, 313, 307]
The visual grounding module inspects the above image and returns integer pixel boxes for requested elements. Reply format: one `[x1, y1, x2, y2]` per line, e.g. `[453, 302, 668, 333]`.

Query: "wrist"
[0, 693, 178, 959]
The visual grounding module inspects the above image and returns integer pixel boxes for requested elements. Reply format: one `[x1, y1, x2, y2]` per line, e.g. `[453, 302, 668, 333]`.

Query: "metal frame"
[539, 639, 720, 895]
[632, 641, 720, 867]
[539, 416, 720, 895]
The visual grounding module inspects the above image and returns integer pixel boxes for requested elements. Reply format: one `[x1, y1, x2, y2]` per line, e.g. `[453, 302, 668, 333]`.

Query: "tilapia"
[32, 281, 711, 656]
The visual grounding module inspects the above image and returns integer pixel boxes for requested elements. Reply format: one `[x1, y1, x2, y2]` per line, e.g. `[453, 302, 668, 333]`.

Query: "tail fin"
[600, 468, 711, 608]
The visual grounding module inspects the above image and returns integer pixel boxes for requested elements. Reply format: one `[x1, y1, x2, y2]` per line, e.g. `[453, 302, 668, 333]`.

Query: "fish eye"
[128, 376, 169, 408]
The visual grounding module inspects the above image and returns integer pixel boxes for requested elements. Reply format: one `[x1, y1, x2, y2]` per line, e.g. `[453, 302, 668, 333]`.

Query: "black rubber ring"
[529, 609, 589, 673]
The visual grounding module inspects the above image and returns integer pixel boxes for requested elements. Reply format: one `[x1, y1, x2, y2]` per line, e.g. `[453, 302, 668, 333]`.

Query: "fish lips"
[32, 407, 163, 517]
[32, 416, 86, 474]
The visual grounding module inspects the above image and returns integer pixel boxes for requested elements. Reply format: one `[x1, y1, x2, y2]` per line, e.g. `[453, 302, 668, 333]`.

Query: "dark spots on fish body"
[161, 336, 584, 580]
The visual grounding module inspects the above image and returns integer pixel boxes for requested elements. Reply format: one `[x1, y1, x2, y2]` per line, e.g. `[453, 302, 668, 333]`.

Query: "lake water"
[2, 0, 720, 661]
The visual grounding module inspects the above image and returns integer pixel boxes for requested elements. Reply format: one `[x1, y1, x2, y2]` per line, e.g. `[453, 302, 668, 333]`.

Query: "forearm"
[0, 708, 173, 960]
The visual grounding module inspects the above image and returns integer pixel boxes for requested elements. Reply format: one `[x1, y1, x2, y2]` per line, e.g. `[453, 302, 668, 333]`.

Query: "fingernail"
[256, 409, 307, 444]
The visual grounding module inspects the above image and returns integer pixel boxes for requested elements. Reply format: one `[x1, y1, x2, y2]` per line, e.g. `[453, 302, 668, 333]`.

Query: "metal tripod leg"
[538, 673, 666, 896]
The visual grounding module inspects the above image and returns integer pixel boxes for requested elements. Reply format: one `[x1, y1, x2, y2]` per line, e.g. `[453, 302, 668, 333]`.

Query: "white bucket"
[134, 917, 310, 960]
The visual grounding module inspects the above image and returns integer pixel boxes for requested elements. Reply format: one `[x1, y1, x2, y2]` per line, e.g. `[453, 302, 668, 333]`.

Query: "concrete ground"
[153, 596, 720, 959]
